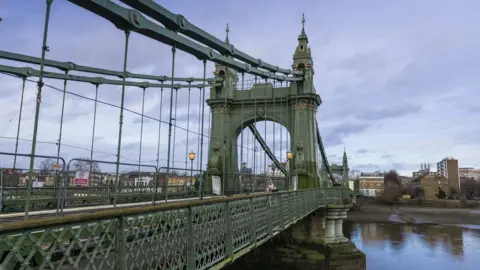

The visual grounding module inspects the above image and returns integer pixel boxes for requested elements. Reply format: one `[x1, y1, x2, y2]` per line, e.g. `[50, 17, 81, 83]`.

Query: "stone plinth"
[227, 206, 366, 270]
[324, 205, 350, 244]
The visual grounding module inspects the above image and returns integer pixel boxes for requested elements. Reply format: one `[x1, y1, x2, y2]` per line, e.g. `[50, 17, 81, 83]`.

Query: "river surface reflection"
[344, 222, 480, 270]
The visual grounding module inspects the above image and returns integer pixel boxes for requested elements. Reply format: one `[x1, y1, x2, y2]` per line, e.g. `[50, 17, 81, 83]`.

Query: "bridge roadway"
[0, 195, 216, 223]
[0, 188, 347, 269]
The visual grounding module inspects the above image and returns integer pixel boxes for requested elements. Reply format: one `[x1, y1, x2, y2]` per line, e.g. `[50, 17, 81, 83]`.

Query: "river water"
[344, 222, 480, 270]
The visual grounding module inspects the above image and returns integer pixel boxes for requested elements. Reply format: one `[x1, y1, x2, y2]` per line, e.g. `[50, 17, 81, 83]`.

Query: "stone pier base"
[226, 205, 366, 270]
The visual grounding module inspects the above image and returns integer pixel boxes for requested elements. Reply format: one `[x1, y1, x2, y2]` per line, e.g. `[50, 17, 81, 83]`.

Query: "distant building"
[411, 174, 450, 200]
[267, 162, 289, 177]
[357, 172, 384, 197]
[459, 167, 480, 180]
[437, 158, 460, 190]
[240, 162, 253, 174]
[412, 162, 433, 179]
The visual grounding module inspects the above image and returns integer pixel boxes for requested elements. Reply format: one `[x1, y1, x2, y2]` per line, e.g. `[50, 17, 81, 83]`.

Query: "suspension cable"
[13, 77, 26, 172]
[113, 29, 131, 207]
[172, 88, 179, 172]
[1, 70, 259, 156]
[88, 83, 99, 186]
[25, 0, 53, 220]
[196, 87, 202, 172]
[199, 59, 207, 199]
[263, 78, 267, 180]
[156, 85, 164, 169]
[56, 72, 68, 169]
[184, 82, 192, 174]
[166, 43, 177, 178]
[138, 87, 146, 172]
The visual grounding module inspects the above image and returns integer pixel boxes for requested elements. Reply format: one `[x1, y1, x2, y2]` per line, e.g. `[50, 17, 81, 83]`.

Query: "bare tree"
[0, 169, 20, 186]
[349, 169, 361, 181]
[71, 158, 101, 172]
[377, 170, 403, 210]
[37, 159, 55, 175]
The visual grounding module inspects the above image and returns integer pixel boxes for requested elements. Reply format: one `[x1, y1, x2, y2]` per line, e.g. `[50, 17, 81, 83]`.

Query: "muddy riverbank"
[347, 204, 480, 225]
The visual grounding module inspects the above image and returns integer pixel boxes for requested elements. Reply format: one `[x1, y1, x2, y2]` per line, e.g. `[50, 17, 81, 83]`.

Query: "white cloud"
[0, 0, 479, 176]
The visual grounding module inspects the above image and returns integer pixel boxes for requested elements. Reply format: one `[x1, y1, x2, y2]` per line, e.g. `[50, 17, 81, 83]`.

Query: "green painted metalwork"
[118, 0, 301, 76]
[0, 4, 349, 269]
[0, 187, 348, 269]
[67, 0, 301, 82]
[113, 30, 131, 208]
[0, 49, 210, 82]
[206, 20, 329, 192]
[25, 0, 53, 221]
[0, 64, 211, 89]
[248, 125, 288, 176]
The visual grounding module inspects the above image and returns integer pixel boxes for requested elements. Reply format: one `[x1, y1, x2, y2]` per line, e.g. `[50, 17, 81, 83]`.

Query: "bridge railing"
[231, 172, 287, 194]
[1, 153, 294, 214]
[159, 167, 206, 201]
[0, 187, 349, 269]
[0, 152, 66, 215]
[62, 158, 160, 211]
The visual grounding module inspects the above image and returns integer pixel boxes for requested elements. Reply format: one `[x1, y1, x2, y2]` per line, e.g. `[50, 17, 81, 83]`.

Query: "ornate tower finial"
[301, 13, 306, 35]
[225, 23, 230, 44]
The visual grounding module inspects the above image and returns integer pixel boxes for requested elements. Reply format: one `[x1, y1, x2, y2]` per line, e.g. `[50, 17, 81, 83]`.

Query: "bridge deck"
[0, 196, 215, 223]
[0, 188, 348, 270]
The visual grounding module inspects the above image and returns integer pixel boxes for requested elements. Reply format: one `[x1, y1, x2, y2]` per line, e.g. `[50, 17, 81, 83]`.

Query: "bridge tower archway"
[205, 17, 328, 193]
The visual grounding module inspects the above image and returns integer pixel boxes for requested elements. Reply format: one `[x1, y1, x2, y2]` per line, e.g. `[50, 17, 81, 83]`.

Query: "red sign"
[74, 178, 88, 185]
[73, 171, 89, 186]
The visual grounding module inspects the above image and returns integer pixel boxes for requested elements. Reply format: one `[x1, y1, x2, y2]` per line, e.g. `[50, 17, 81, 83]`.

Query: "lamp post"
[286, 150, 293, 190]
[241, 162, 246, 193]
[188, 150, 195, 195]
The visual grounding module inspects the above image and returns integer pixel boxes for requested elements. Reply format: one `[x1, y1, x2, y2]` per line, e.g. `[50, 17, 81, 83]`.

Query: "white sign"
[74, 170, 89, 186]
[135, 177, 150, 186]
[32, 181, 44, 188]
[292, 176, 298, 191]
[212, 176, 221, 195]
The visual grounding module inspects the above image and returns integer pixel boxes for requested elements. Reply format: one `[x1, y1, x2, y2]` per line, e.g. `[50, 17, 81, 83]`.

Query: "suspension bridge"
[0, 1, 356, 269]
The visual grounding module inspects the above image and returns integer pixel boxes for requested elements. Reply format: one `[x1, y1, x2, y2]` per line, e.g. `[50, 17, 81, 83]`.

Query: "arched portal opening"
[332, 173, 343, 185]
[236, 120, 291, 191]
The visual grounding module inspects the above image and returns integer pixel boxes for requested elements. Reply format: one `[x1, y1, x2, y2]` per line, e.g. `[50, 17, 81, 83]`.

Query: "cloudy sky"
[0, 0, 479, 176]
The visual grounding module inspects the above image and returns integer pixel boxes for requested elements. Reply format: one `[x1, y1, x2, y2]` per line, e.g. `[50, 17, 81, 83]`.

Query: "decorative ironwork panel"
[252, 197, 268, 239]
[0, 220, 117, 269]
[192, 204, 226, 269]
[269, 194, 281, 230]
[124, 210, 187, 270]
[230, 199, 251, 252]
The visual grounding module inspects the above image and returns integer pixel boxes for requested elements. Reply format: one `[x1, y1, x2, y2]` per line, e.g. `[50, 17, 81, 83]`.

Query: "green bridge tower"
[206, 16, 327, 193]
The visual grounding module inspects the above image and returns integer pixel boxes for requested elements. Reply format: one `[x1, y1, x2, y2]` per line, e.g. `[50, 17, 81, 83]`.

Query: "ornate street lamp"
[188, 151, 196, 162]
[286, 150, 293, 190]
[188, 151, 196, 194]
[286, 151, 293, 161]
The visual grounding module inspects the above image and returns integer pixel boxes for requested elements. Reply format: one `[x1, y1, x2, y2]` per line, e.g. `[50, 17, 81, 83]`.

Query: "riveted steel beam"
[0, 64, 211, 89]
[0, 50, 208, 82]
[119, 0, 301, 76]
[67, 0, 302, 82]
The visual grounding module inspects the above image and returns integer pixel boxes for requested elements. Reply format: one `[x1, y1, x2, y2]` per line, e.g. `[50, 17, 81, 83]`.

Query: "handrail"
[0, 188, 349, 234]
[0, 190, 297, 233]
